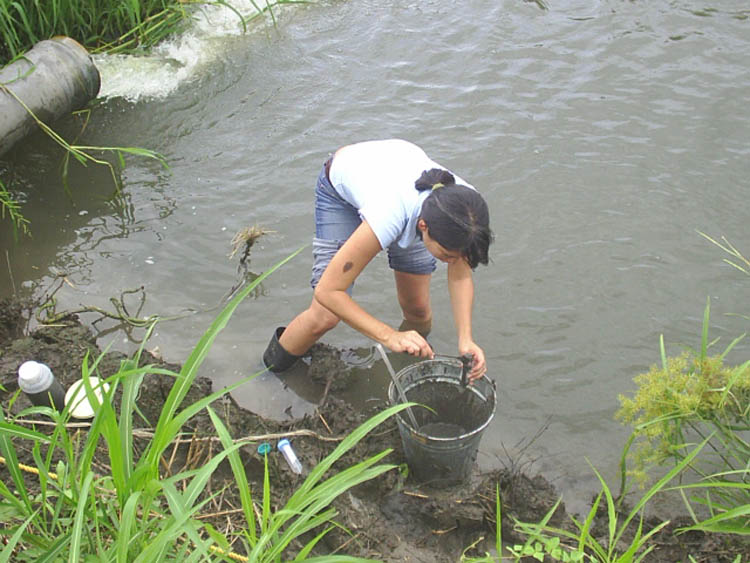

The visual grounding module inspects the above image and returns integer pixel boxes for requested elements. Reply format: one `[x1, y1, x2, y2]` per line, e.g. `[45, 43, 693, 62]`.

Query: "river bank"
[0, 297, 746, 561]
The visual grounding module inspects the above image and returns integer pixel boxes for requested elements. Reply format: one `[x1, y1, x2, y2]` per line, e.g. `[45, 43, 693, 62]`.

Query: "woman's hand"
[459, 341, 487, 381]
[384, 330, 433, 358]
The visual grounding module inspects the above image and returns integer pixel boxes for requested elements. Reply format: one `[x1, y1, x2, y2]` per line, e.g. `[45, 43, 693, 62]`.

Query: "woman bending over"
[263, 139, 493, 381]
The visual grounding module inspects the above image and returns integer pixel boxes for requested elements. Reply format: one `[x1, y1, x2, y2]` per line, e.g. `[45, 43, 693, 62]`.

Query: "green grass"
[0, 0, 311, 64]
[0, 0, 188, 63]
[0, 249, 408, 560]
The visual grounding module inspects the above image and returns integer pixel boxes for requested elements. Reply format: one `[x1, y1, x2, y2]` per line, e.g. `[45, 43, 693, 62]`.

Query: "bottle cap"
[257, 442, 272, 456]
[18, 361, 54, 393]
[277, 438, 290, 449]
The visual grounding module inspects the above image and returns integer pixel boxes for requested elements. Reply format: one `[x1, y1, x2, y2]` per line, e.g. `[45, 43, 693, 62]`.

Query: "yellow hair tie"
[431, 183, 444, 191]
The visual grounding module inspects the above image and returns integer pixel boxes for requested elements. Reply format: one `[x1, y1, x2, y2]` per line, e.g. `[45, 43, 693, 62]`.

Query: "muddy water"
[2, 0, 749, 513]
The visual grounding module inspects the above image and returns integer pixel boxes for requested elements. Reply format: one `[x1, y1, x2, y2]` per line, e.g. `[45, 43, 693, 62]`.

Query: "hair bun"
[415, 168, 456, 191]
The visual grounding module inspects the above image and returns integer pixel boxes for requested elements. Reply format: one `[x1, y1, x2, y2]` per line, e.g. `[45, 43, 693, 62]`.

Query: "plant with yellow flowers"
[616, 298, 749, 535]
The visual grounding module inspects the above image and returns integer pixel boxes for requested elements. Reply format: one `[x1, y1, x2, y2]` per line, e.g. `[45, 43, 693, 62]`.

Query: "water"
[2, 0, 749, 514]
[419, 422, 467, 439]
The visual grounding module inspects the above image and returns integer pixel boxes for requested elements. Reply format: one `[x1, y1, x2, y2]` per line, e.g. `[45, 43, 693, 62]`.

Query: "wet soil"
[1, 297, 747, 561]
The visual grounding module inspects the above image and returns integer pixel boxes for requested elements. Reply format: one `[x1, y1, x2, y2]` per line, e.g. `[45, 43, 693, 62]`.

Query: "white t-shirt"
[327, 139, 473, 250]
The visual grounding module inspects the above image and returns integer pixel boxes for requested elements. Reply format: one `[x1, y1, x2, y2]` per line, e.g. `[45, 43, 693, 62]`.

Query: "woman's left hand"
[458, 342, 487, 381]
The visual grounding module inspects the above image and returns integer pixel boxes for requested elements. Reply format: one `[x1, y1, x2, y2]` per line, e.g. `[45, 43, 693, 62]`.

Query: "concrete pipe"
[0, 36, 100, 157]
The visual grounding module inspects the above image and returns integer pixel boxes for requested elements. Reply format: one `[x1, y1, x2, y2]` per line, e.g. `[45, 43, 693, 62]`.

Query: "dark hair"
[416, 168, 493, 269]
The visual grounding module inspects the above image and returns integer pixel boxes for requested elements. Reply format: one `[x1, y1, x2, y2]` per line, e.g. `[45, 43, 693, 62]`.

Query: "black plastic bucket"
[388, 359, 496, 485]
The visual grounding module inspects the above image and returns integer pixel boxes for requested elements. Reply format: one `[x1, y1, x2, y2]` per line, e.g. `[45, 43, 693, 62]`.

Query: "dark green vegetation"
[0, 0, 306, 65]
[0, 0, 188, 64]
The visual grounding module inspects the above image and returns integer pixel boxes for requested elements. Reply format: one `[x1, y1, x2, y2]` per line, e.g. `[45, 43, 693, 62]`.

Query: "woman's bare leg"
[394, 271, 433, 337]
[278, 296, 340, 355]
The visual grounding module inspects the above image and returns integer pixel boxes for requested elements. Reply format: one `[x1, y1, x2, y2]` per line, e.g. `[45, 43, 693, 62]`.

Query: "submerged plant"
[0, 177, 29, 241]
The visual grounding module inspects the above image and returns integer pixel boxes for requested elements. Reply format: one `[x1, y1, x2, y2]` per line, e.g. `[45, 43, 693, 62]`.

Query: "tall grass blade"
[0, 410, 36, 514]
[287, 403, 411, 503]
[0, 510, 36, 563]
[680, 504, 750, 534]
[35, 533, 71, 563]
[68, 471, 94, 563]
[613, 434, 711, 547]
[115, 492, 142, 563]
[144, 247, 304, 475]
[701, 297, 710, 363]
[262, 450, 271, 536]
[206, 406, 258, 543]
[495, 483, 502, 559]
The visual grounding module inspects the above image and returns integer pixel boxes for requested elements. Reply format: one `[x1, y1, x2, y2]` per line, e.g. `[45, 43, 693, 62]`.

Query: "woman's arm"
[314, 220, 433, 357]
[447, 259, 487, 380]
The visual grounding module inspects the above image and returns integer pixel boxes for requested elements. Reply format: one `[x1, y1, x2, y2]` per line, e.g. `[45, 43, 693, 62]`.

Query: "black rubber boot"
[262, 327, 303, 373]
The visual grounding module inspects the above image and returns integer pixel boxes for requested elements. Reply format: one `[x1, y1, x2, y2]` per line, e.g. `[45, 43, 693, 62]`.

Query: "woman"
[263, 139, 493, 381]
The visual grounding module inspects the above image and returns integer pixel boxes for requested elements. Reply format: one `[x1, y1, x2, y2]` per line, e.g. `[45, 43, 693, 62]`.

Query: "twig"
[131, 427, 344, 444]
[318, 412, 332, 434]
[195, 506, 246, 520]
[5, 250, 16, 296]
[9, 420, 343, 444]
[10, 418, 92, 428]
[330, 532, 363, 555]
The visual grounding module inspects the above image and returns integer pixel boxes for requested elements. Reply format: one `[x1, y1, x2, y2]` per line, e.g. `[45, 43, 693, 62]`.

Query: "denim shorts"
[311, 164, 436, 290]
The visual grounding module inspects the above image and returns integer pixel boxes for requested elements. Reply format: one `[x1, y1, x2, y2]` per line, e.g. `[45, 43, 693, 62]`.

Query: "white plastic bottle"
[277, 439, 303, 474]
[17, 361, 66, 411]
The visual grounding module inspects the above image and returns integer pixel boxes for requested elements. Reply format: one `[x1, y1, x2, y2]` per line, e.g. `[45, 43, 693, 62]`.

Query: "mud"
[1, 296, 747, 561]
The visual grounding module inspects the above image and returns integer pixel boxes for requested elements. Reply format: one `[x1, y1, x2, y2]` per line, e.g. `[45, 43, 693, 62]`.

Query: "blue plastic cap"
[277, 438, 290, 449]
[257, 442, 272, 455]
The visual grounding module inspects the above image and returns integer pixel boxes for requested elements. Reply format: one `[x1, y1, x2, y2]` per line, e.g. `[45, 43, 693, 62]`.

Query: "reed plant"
[616, 299, 749, 534]
[0, 0, 188, 63]
[0, 249, 403, 560]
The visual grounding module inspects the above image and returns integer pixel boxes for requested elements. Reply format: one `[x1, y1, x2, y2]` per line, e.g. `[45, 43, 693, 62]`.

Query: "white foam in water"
[93, 1, 269, 101]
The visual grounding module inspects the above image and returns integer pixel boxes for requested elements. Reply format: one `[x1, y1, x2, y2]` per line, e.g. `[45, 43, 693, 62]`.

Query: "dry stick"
[11, 420, 344, 444]
[318, 412, 332, 434]
[402, 490, 429, 499]
[132, 428, 344, 444]
[195, 506, 247, 520]
[9, 419, 95, 429]
[330, 532, 364, 556]
[5, 250, 16, 296]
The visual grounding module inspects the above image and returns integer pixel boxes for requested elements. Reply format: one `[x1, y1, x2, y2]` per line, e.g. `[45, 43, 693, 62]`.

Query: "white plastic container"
[277, 439, 303, 474]
[17, 361, 66, 411]
[64, 377, 110, 420]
